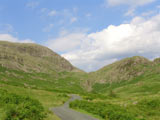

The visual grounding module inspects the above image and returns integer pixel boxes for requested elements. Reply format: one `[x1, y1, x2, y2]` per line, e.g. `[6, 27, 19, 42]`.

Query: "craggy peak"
[0, 41, 81, 73]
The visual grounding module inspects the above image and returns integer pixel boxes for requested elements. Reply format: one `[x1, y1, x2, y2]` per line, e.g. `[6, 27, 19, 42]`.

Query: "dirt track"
[52, 95, 98, 120]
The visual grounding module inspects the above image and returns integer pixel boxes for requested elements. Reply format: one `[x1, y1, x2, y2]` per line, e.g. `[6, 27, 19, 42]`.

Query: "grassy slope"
[0, 83, 69, 120]
[90, 56, 151, 84]
[0, 65, 86, 120]
[73, 57, 160, 120]
[92, 57, 160, 95]
[1, 43, 160, 120]
[70, 96, 160, 120]
[0, 41, 87, 120]
[57, 56, 160, 120]
[0, 65, 85, 93]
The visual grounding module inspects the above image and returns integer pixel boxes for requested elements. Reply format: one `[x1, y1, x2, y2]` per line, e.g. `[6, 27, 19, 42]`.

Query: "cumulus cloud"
[0, 34, 34, 43]
[47, 32, 87, 52]
[47, 14, 160, 72]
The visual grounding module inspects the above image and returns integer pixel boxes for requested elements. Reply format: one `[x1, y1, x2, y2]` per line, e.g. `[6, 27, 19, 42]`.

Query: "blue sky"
[0, 0, 160, 71]
[0, 0, 126, 41]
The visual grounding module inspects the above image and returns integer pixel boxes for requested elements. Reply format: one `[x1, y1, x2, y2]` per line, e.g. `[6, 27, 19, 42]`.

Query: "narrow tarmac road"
[52, 95, 98, 120]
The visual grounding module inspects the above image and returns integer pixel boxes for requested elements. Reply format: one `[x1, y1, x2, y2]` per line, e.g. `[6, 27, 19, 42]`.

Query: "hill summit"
[90, 56, 152, 83]
[0, 41, 81, 73]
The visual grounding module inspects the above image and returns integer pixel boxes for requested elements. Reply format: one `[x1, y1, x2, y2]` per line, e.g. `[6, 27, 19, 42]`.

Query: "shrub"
[0, 90, 46, 120]
[82, 93, 109, 101]
[138, 98, 160, 110]
[70, 100, 137, 120]
[137, 98, 160, 116]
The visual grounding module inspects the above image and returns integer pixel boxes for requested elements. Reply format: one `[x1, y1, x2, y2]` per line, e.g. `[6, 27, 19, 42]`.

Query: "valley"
[52, 94, 98, 120]
[0, 41, 160, 120]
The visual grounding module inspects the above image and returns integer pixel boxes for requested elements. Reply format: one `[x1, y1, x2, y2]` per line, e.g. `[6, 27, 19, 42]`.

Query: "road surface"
[52, 95, 98, 120]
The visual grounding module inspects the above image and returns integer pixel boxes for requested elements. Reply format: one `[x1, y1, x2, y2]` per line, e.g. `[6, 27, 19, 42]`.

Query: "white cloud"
[107, 0, 155, 7]
[46, 14, 160, 72]
[46, 32, 87, 52]
[26, 1, 39, 9]
[105, 0, 156, 17]
[48, 10, 57, 16]
[0, 34, 34, 43]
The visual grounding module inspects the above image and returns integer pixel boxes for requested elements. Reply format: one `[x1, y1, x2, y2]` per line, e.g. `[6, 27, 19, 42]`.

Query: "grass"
[0, 65, 85, 94]
[0, 83, 69, 120]
[1, 55, 160, 120]
[0, 108, 4, 120]
[70, 95, 160, 120]
[1, 64, 160, 120]
[70, 62, 160, 120]
[0, 90, 46, 120]
[70, 100, 138, 120]
[0, 65, 85, 120]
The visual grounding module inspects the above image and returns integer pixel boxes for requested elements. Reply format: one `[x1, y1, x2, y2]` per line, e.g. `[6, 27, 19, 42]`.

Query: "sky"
[0, 0, 160, 72]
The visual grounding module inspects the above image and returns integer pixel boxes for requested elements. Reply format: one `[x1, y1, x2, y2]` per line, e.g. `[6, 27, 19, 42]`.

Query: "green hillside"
[71, 56, 160, 120]
[90, 56, 160, 94]
[90, 56, 151, 84]
[0, 41, 160, 120]
[0, 41, 86, 120]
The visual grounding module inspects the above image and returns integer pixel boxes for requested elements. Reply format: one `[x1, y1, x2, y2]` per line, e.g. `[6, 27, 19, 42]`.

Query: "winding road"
[52, 95, 98, 120]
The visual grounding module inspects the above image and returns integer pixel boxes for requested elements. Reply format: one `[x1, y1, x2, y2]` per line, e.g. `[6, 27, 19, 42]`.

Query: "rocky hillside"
[1, 41, 160, 93]
[89, 56, 160, 93]
[0, 41, 81, 73]
[90, 56, 153, 84]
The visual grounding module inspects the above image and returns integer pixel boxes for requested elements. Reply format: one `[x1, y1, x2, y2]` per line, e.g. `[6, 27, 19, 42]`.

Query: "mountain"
[0, 41, 81, 73]
[0, 41, 86, 94]
[1, 41, 160, 120]
[90, 56, 152, 83]
[1, 41, 159, 94]
[90, 56, 160, 94]
[69, 57, 160, 120]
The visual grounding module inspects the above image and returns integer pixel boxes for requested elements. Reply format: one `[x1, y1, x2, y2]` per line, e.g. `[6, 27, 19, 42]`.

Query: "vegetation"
[68, 56, 160, 120]
[0, 89, 46, 120]
[1, 41, 160, 120]
[70, 100, 137, 120]
[70, 97, 160, 120]
[0, 83, 69, 120]
[0, 65, 85, 93]
[0, 41, 81, 73]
